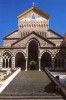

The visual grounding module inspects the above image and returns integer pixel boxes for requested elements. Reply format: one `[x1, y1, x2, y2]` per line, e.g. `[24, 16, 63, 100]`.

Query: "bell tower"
[17, 6, 49, 38]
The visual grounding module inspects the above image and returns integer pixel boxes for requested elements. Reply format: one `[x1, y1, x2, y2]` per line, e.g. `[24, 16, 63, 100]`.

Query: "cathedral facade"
[0, 6, 66, 71]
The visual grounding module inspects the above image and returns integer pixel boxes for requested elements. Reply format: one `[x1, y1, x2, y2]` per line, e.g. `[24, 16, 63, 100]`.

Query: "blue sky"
[0, 0, 66, 44]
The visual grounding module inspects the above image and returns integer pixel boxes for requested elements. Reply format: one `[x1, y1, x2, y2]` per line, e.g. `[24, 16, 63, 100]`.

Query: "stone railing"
[45, 67, 66, 97]
[0, 68, 21, 93]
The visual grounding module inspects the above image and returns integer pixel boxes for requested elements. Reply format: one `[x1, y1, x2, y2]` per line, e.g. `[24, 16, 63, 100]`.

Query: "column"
[25, 57, 28, 71]
[60, 58, 62, 68]
[0, 56, 3, 70]
[57, 58, 59, 68]
[52, 57, 55, 69]
[5, 59, 6, 68]
[39, 57, 41, 71]
[8, 58, 9, 68]
[12, 56, 15, 70]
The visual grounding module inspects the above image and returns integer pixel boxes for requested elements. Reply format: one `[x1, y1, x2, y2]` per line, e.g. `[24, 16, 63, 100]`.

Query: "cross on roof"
[32, 2, 35, 7]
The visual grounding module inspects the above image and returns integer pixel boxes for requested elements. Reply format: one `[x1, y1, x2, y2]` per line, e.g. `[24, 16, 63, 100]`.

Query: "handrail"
[45, 67, 66, 97]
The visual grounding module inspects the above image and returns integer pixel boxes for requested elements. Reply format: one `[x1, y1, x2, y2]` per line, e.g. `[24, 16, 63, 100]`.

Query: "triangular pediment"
[12, 32, 55, 47]
[17, 7, 49, 22]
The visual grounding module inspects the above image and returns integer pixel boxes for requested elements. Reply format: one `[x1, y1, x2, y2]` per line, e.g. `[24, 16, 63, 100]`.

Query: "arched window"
[41, 24, 43, 28]
[3, 53, 11, 68]
[34, 24, 36, 27]
[54, 52, 64, 68]
[32, 24, 33, 27]
[27, 24, 28, 27]
[44, 24, 45, 27]
[42, 32, 44, 37]
[45, 32, 46, 37]
[22, 24, 23, 28]
[21, 32, 22, 38]
[39, 24, 41, 27]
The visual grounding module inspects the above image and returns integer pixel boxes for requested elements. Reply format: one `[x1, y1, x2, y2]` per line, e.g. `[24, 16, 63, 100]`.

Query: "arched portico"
[15, 52, 26, 70]
[41, 52, 52, 70]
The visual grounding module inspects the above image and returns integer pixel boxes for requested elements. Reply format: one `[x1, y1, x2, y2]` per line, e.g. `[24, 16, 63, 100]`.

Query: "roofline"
[17, 6, 50, 19]
[48, 29, 63, 38]
[12, 31, 55, 46]
[4, 38, 20, 40]
[3, 29, 18, 39]
[0, 47, 65, 49]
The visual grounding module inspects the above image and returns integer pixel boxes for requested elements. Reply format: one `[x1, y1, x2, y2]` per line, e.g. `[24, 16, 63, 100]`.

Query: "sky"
[0, 0, 66, 45]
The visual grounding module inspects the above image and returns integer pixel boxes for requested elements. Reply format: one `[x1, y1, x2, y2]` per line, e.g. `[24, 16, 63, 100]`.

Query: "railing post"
[39, 57, 41, 71]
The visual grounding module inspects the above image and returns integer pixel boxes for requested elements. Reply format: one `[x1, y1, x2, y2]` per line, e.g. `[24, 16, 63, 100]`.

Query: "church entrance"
[28, 39, 38, 70]
[15, 52, 26, 70]
[41, 52, 52, 70]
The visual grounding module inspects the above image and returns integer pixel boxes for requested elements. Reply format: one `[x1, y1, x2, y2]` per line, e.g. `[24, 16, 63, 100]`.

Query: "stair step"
[0, 95, 63, 99]
[1, 71, 65, 99]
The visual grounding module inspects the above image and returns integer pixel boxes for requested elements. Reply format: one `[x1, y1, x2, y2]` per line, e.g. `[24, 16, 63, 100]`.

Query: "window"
[21, 32, 22, 38]
[45, 32, 46, 37]
[3, 54, 11, 68]
[32, 14, 35, 19]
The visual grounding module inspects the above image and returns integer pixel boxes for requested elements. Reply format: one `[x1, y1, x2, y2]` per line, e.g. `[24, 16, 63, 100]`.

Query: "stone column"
[8, 58, 9, 68]
[12, 56, 15, 70]
[39, 57, 41, 71]
[60, 58, 62, 68]
[52, 57, 55, 69]
[25, 57, 28, 71]
[5, 59, 6, 68]
[0, 56, 3, 70]
[57, 58, 59, 68]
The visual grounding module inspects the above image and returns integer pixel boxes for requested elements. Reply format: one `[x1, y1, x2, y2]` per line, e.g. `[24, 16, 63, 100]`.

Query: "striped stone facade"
[0, 6, 66, 71]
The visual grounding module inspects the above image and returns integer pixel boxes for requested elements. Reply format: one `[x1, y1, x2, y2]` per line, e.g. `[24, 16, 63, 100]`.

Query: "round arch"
[14, 50, 26, 57]
[15, 52, 26, 70]
[28, 39, 39, 70]
[41, 50, 53, 58]
[53, 50, 60, 58]
[41, 52, 52, 70]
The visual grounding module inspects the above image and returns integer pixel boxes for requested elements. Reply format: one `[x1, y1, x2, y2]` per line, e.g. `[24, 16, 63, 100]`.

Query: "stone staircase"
[0, 94, 64, 100]
[0, 71, 65, 99]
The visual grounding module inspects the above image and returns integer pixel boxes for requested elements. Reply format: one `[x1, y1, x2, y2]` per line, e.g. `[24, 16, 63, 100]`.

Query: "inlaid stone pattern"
[0, 6, 66, 70]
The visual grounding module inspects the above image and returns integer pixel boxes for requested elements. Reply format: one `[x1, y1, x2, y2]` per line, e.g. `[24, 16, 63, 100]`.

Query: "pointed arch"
[26, 38, 40, 48]
[28, 39, 39, 70]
